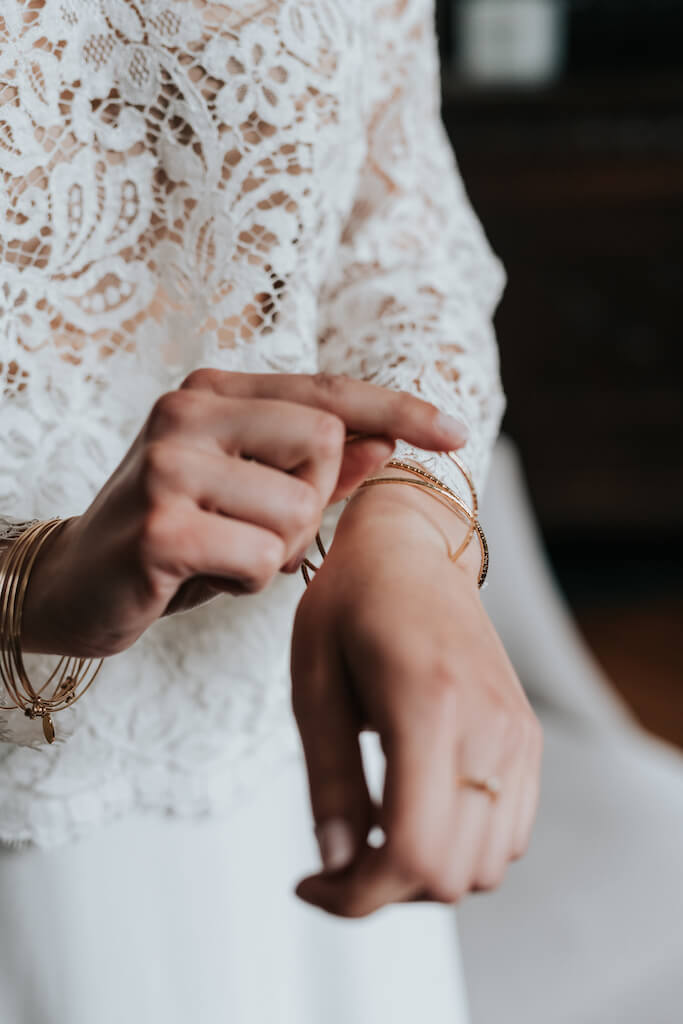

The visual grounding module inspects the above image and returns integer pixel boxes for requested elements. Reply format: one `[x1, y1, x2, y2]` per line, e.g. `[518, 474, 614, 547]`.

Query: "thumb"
[329, 437, 394, 504]
[291, 625, 373, 876]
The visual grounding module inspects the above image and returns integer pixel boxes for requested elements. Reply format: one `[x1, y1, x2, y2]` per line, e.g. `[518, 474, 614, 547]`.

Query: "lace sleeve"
[317, 0, 506, 502]
[0, 517, 51, 748]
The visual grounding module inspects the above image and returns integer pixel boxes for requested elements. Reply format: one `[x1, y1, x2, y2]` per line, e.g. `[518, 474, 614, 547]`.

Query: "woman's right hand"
[20, 370, 467, 659]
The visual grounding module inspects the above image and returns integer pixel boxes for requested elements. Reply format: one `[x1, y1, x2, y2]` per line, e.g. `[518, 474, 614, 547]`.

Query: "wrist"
[334, 474, 482, 587]
[20, 518, 77, 655]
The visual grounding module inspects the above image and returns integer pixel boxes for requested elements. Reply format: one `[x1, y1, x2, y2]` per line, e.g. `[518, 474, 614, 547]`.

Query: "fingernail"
[315, 818, 355, 874]
[436, 412, 469, 444]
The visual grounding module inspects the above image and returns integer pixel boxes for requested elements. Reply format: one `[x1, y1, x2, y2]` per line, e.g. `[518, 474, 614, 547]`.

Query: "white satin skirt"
[0, 743, 469, 1024]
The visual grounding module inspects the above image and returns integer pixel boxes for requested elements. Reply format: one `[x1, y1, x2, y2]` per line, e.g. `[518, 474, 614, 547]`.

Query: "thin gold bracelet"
[300, 461, 489, 589]
[387, 452, 479, 519]
[368, 455, 486, 577]
[0, 519, 103, 743]
[379, 462, 478, 563]
[355, 476, 489, 588]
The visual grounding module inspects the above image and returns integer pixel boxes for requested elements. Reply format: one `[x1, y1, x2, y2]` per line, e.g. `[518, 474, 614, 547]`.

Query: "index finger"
[182, 370, 468, 452]
[296, 718, 456, 918]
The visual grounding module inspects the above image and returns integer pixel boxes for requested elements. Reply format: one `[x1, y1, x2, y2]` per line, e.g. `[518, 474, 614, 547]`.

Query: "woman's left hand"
[291, 481, 543, 918]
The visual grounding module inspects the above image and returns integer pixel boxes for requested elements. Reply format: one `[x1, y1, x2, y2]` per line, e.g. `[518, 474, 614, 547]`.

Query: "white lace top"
[0, 0, 505, 847]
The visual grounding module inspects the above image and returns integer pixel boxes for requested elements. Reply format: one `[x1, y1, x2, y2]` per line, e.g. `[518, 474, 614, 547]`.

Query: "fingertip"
[447, 436, 468, 453]
[331, 437, 395, 501]
[363, 437, 395, 460]
[280, 550, 306, 574]
[346, 436, 395, 469]
[295, 875, 326, 908]
[435, 412, 469, 449]
[295, 877, 313, 900]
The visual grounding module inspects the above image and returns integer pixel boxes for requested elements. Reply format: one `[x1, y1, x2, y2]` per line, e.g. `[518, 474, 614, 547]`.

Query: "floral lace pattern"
[0, 0, 505, 847]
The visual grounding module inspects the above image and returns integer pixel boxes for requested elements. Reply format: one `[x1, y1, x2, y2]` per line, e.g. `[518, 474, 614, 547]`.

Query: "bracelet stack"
[301, 450, 489, 589]
[0, 519, 103, 744]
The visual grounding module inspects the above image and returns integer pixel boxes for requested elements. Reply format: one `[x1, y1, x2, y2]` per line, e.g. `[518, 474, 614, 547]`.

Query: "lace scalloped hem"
[0, 721, 301, 851]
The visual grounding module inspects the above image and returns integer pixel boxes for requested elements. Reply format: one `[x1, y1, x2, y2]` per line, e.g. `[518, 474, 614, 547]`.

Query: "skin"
[18, 369, 542, 917]
[20, 370, 466, 657]
[292, 482, 543, 917]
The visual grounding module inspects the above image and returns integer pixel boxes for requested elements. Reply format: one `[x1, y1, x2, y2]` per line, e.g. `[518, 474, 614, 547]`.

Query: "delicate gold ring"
[457, 775, 502, 800]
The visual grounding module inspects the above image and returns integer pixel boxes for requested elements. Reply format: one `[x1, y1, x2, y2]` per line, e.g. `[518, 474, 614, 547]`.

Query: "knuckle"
[311, 411, 345, 459]
[139, 505, 180, 557]
[387, 836, 435, 885]
[147, 390, 192, 437]
[181, 368, 215, 391]
[288, 481, 321, 534]
[427, 654, 458, 692]
[422, 398, 442, 429]
[389, 646, 453, 697]
[139, 441, 176, 494]
[417, 395, 444, 432]
[407, 656, 458, 716]
[395, 389, 419, 422]
[510, 835, 531, 862]
[475, 866, 506, 892]
[311, 371, 347, 397]
[244, 535, 285, 592]
[433, 879, 466, 905]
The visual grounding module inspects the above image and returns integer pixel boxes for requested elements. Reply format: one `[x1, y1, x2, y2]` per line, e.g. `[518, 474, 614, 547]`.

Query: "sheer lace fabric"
[0, 0, 505, 847]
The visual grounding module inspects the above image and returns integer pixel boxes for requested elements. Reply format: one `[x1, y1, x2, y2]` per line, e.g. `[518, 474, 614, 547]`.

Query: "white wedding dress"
[0, 1, 504, 1020]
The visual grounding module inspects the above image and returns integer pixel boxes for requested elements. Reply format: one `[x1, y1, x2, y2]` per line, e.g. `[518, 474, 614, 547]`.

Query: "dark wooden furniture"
[441, 73, 683, 549]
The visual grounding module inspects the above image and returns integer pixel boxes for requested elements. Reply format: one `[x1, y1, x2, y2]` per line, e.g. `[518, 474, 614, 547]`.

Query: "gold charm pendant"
[42, 713, 55, 744]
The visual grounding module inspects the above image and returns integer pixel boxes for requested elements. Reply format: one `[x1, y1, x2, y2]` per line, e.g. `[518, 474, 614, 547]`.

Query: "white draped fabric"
[0, 738, 470, 1024]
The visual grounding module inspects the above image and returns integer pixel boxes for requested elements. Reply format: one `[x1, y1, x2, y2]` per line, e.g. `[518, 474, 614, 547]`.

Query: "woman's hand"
[20, 371, 467, 659]
[291, 482, 543, 917]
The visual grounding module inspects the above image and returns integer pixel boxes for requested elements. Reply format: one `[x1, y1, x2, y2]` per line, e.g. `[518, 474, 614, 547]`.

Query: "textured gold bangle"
[387, 451, 479, 519]
[356, 476, 488, 588]
[0, 519, 103, 744]
[381, 456, 485, 571]
[379, 463, 478, 564]
[300, 470, 489, 589]
[446, 450, 479, 520]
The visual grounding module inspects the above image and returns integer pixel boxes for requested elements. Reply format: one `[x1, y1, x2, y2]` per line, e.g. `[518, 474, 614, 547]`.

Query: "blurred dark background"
[435, 0, 683, 744]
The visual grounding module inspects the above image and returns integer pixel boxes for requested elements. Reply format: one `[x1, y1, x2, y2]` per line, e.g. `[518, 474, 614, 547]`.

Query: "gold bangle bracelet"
[377, 463, 478, 564]
[446, 450, 479, 520]
[355, 476, 488, 588]
[300, 460, 489, 589]
[0, 519, 103, 744]
[376, 457, 485, 574]
[386, 452, 479, 520]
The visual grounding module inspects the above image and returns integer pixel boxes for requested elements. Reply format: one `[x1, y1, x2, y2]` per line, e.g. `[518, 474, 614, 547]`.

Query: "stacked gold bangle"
[0, 519, 103, 744]
[301, 450, 489, 589]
